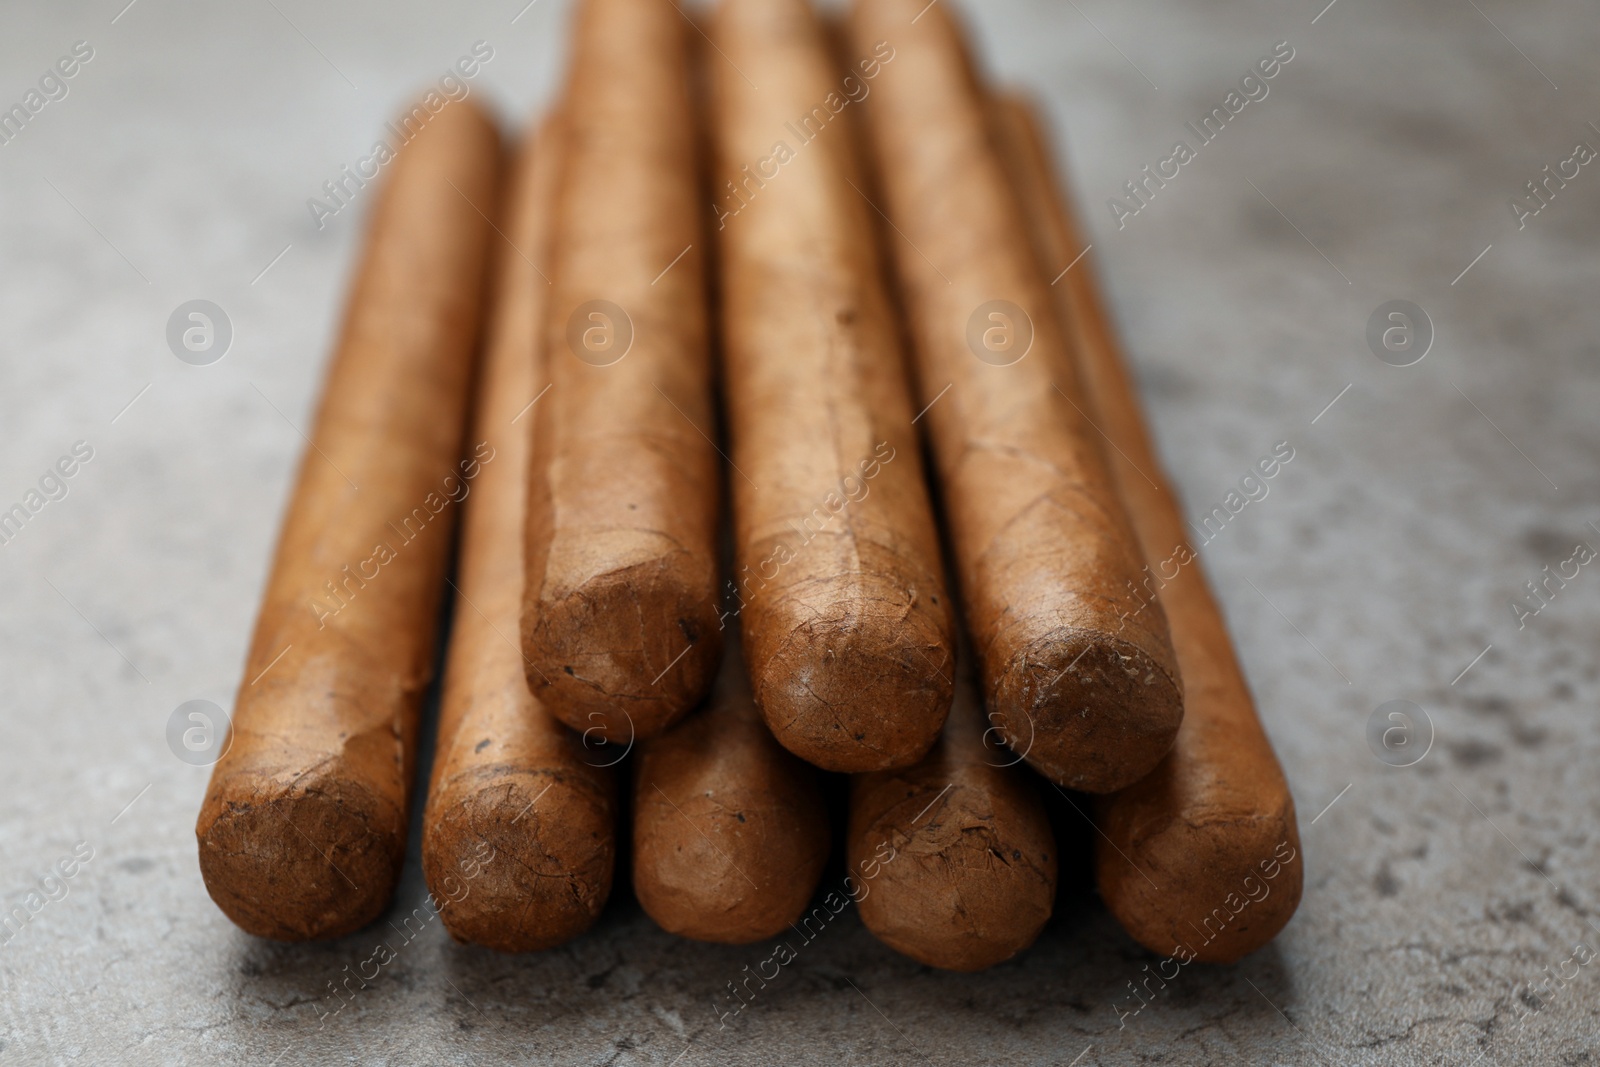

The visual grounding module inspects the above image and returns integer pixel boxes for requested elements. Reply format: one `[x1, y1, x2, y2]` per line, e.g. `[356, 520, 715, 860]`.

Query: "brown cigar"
[990, 96, 1303, 962]
[708, 0, 954, 773]
[195, 98, 500, 941]
[631, 626, 829, 944]
[849, 664, 1057, 971]
[521, 0, 722, 744]
[419, 115, 618, 953]
[845, 0, 1182, 792]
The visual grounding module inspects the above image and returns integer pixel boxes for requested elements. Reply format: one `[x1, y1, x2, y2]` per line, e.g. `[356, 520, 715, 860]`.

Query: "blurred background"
[2, 0, 1598, 1063]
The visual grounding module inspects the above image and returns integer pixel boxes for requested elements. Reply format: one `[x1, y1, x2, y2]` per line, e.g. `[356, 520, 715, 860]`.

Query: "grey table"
[2, 0, 1597, 1063]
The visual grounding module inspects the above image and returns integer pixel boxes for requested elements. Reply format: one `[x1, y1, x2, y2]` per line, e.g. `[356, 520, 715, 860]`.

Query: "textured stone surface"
[2, 0, 1598, 1064]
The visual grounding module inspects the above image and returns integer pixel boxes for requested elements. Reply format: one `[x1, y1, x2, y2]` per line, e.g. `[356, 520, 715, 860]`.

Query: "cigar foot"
[997, 631, 1183, 793]
[422, 770, 615, 952]
[1097, 793, 1302, 964]
[524, 554, 721, 742]
[751, 597, 953, 773]
[196, 776, 403, 941]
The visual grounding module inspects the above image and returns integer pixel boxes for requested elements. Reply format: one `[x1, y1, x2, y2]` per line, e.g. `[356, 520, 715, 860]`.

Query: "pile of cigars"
[196, 0, 1302, 972]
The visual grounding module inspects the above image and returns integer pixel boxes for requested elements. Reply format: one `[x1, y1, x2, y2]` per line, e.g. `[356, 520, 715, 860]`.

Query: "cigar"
[708, 0, 955, 772]
[845, 0, 1183, 792]
[849, 664, 1057, 971]
[195, 98, 500, 940]
[419, 116, 618, 953]
[989, 96, 1303, 962]
[522, 0, 722, 744]
[631, 626, 830, 944]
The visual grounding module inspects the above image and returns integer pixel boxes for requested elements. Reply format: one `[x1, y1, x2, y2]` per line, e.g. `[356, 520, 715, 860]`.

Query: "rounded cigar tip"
[1100, 804, 1303, 964]
[1000, 632, 1184, 793]
[752, 612, 954, 773]
[196, 783, 403, 941]
[525, 566, 722, 741]
[635, 797, 829, 944]
[635, 860, 816, 945]
[419, 91, 496, 139]
[856, 787, 1056, 971]
[422, 774, 615, 953]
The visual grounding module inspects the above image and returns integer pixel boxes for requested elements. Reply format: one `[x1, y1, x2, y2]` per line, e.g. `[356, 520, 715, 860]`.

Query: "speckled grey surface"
[3, 0, 1598, 1064]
